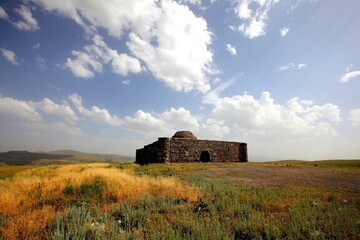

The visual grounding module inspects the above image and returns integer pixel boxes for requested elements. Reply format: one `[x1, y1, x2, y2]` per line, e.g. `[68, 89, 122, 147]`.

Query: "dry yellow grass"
[0, 163, 199, 239]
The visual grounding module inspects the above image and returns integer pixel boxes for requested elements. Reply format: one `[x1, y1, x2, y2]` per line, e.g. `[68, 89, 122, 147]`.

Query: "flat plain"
[0, 160, 359, 239]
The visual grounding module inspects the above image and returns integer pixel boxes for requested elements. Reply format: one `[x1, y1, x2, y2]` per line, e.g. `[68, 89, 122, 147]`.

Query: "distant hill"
[0, 151, 72, 166]
[48, 150, 84, 155]
[0, 150, 134, 166]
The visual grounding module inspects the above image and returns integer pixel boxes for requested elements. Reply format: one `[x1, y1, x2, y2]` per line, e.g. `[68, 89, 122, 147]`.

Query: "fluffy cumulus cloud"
[34, 98, 78, 124]
[340, 71, 360, 83]
[122, 107, 229, 138]
[123, 110, 167, 135]
[0, 95, 82, 135]
[234, 0, 280, 39]
[226, 44, 237, 55]
[65, 50, 102, 78]
[0, 96, 41, 122]
[69, 92, 199, 135]
[349, 109, 360, 127]
[199, 119, 230, 139]
[211, 91, 341, 138]
[67, 93, 228, 138]
[31, 0, 215, 93]
[127, 1, 214, 92]
[68, 93, 122, 126]
[1, 92, 346, 157]
[67, 91, 343, 142]
[65, 35, 141, 78]
[111, 53, 142, 76]
[0, 48, 20, 65]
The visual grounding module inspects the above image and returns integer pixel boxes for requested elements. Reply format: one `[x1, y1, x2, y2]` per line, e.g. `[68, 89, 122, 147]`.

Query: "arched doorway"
[200, 151, 210, 162]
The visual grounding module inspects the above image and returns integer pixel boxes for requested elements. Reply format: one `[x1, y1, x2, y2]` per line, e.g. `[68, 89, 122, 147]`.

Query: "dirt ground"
[202, 163, 360, 194]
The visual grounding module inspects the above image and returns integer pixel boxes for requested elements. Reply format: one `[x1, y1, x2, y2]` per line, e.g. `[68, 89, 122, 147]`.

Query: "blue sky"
[0, 0, 359, 160]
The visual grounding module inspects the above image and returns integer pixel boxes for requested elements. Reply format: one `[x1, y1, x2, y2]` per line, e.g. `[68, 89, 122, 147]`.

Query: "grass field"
[0, 161, 359, 239]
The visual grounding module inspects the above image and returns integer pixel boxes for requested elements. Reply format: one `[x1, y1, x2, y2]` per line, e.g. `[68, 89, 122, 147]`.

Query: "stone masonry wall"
[136, 136, 248, 164]
[169, 139, 246, 163]
[136, 138, 170, 164]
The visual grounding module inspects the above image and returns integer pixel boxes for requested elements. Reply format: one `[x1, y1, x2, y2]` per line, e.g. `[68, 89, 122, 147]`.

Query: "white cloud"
[32, 0, 215, 93]
[33, 42, 41, 49]
[0, 96, 41, 122]
[279, 62, 295, 71]
[349, 109, 360, 127]
[48, 84, 61, 92]
[177, 0, 201, 5]
[30, 0, 159, 38]
[113, 107, 200, 136]
[340, 71, 360, 83]
[238, 18, 265, 39]
[35, 98, 78, 124]
[203, 80, 235, 104]
[127, 1, 214, 92]
[226, 44, 237, 55]
[2, 92, 346, 158]
[36, 55, 47, 70]
[123, 110, 167, 135]
[12, 5, 40, 31]
[297, 63, 306, 69]
[65, 50, 102, 78]
[0, 94, 81, 124]
[67, 93, 228, 139]
[122, 107, 229, 139]
[66, 35, 141, 78]
[69, 93, 122, 126]
[0, 6, 9, 20]
[161, 107, 200, 130]
[235, 0, 252, 19]
[280, 27, 289, 37]
[122, 79, 131, 85]
[46, 122, 84, 136]
[211, 91, 341, 138]
[279, 62, 306, 71]
[234, 0, 280, 39]
[111, 53, 142, 76]
[345, 64, 354, 72]
[199, 119, 230, 139]
[68, 93, 83, 108]
[82, 106, 123, 126]
[119, 92, 342, 141]
[0, 95, 83, 136]
[0, 48, 20, 65]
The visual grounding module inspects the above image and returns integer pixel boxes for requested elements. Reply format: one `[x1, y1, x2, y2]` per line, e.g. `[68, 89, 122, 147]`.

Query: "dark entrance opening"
[200, 151, 210, 162]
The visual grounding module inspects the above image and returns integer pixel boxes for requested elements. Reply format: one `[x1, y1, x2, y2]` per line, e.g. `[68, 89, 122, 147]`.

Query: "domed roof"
[172, 131, 197, 139]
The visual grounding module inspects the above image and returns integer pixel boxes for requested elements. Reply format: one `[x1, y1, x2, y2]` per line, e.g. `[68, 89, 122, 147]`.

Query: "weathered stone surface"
[135, 131, 248, 164]
[172, 131, 197, 139]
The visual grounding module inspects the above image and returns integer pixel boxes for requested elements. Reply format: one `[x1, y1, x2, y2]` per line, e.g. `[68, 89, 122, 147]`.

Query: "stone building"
[135, 131, 248, 164]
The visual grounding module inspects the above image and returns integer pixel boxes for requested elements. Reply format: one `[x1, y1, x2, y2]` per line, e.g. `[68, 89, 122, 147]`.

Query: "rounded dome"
[172, 131, 197, 139]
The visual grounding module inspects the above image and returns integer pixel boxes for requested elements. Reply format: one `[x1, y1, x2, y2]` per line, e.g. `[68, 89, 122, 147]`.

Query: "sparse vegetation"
[0, 161, 359, 239]
[0, 150, 134, 166]
[267, 160, 360, 171]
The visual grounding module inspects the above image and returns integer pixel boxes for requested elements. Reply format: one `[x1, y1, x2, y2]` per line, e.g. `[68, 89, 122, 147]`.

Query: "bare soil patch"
[202, 163, 360, 194]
